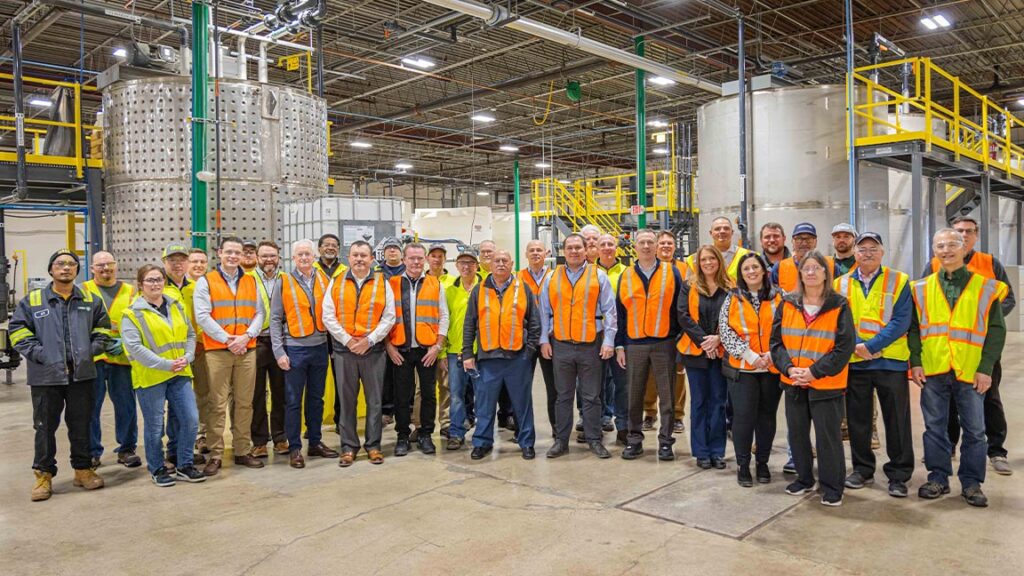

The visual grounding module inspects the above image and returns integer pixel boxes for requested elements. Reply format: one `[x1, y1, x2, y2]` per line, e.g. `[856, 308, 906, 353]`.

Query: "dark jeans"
[393, 347, 438, 439]
[948, 361, 1006, 458]
[728, 371, 782, 467]
[922, 371, 987, 490]
[89, 362, 137, 457]
[252, 336, 286, 446]
[473, 353, 535, 449]
[626, 339, 676, 446]
[848, 369, 914, 482]
[688, 361, 728, 459]
[283, 344, 328, 451]
[785, 386, 846, 500]
[498, 386, 514, 425]
[551, 339, 604, 443]
[604, 358, 628, 430]
[382, 359, 395, 417]
[32, 377, 95, 476]
[531, 353, 556, 434]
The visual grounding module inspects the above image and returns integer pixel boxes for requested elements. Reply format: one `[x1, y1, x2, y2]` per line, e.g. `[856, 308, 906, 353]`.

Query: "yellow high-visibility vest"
[834, 267, 910, 363]
[122, 297, 194, 389]
[82, 280, 135, 365]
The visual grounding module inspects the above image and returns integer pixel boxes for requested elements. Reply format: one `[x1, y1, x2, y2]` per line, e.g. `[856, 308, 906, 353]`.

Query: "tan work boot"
[72, 468, 105, 490]
[32, 471, 53, 501]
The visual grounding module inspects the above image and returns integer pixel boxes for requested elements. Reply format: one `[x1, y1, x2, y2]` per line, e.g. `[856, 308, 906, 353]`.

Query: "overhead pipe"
[0, 8, 61, 59]
[422, 0, 721, 95]
[11, 20, 27, 200]
[737, 15, 749, 247]
[845, 0, 857, 226]
[635, 36, 647, 229]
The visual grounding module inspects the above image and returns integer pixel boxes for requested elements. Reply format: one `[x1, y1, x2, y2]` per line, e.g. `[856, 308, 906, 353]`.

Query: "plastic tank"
[696, 85, 889, 255]
[103, 76, 328, 271]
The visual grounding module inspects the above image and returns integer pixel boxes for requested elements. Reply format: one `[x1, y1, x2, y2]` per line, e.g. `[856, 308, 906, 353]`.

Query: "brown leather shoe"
[203, 458, 222, 477]
[251, 444, 269, 458]
[234, 453, 265, 468]
[308, 443, 340, 459]
[72, 468, 104, 490]
[289, 450, 305, 469]
[273, 440, 290, 455]
[368, 449, 384, 465]
[338, 451, 356, 468]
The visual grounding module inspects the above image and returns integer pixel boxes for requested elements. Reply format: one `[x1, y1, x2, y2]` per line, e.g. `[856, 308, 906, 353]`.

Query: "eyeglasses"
[143, 278, 165, 285]
[856, 247, 881, 255]
[801, 266, 825, 274]
[52, 260, 78, 268]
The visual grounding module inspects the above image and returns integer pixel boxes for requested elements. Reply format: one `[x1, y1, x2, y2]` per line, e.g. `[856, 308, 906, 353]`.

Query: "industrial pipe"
[635, 36, 647, 228]
[191, 2, 209, 250]
[237, 35, 248, 80]
[422, 0, 722, 95]
[258, 42, 269, 83]
[11, 20, 27, 201]
[845, 0, 857, 226]
[513, 156, 521, 269]
[737, 15, 749, 246]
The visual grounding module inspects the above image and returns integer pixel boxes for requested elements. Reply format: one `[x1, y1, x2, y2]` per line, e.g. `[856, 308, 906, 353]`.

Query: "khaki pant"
[204, 348, 257, 459]
[413, 364, 451, 429]
[644, 365, 686, 420]
[192, 343, 211, 438]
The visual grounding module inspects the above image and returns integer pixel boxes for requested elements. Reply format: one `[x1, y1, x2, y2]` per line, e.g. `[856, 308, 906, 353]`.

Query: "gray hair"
[580, 224, 602, 237]
[933, 228, 964, 246]
[291, 239, 316, 254]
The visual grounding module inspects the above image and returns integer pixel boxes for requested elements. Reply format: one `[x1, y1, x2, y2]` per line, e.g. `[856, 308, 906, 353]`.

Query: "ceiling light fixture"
[476, 191, 490, 196]
[649, 76, 676, 86]
[652, 147, 668, 155]
[350, 141, 372, 149]
[648, 119, 669, 128]
[535, 162, 551, 169]
[395, 162, 413, 170]
[499, 144, 519, 152]
[470, 113, 495, 122]
[28, 97, 52, 107]
[1018, 98, 1024, 107]
[932, 14, 951, 27]
[401, 56, 435, 69]
[920, 17, 937, 30]
[113, 47, 128, 58]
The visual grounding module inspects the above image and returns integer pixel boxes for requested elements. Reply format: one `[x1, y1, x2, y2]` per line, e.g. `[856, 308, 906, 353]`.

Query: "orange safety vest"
[618, 262, 676, 340]
[727, 291, 781, 373]
[548, 263, 601, 343]
[279, 271, 327, 338]
[930, 252, 997, 282]
[478, 276, 529, 352]
[203, 270, 259, 350]
[332, 271, 387, 338]
[778, 301, 847, 390]
[676, 285, 726, 356]
[673, 259, 691, 283]
[778, 256, 835, 293]
[389, 275, 441, 347]
[519, 267, 551, 297]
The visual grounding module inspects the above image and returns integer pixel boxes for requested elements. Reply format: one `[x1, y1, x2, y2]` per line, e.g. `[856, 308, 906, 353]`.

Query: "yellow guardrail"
[849, 57, 1024, 180]
[0, 72, 102, 176]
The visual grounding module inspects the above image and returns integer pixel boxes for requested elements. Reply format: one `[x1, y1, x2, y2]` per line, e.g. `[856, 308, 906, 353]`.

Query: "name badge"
[33, 310, 49, 319]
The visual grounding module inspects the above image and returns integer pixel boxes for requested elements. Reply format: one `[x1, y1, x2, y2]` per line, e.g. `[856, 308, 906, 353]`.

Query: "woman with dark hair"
[121, 265, 204, 487]
[770, 250, 855, 506]
[677, 245, 733, 469]
[719, 252, 783, 486]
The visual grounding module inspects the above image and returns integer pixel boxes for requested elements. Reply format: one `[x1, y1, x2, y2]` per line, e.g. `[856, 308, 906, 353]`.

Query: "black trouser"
[252, 336, 286, 446]
[626, 340, 677, 446]
[551, 338, 603, 443]
[32, 377, 95, 476]
[728, 372, 782, 467]
[948, 361, 1007, 458]
[382, 359, 396, 417]
[393, 347, 438, 440]
[498, 387, 514, 426]
[531, 353, 556, 434]
[848, 369, 914, 482]
[785, 386, 846, 499]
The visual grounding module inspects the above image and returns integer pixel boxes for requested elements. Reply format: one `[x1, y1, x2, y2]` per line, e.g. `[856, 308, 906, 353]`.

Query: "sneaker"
[756, 462, 771, 484]
[658, 444, 675, 461]
[844, 471, 874, 489]
[394, 439, 410, 457]
[575, 418, 584, 432]
[117, 450, 142, 468]
[696, 458, 712, 469]
[820, 493, 843, 507]
[151, 466, 176, 487]
[710, 456, 727, 469]
[782, 458, 797, 475]
[961, 485, 989, 508]
[621, 444, 644, 460]
[641, 416, 655, 431]
[917, 481, 950, 500]
[673, 419, 685, 433]
[990, 456, 1013, 476]
[175, 465, 207, 483]
[888, 480, 908, 498]
[785, 481, 814, 496]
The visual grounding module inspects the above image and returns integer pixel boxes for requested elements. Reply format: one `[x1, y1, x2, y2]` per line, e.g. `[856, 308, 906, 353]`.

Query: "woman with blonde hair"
[677, 245, 733, 469]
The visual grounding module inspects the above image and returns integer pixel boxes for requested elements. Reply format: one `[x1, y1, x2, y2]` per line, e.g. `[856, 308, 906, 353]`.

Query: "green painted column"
[635, 36, 647, 228]
[191, 2, 209, 250]
[513, 156, 521, 269]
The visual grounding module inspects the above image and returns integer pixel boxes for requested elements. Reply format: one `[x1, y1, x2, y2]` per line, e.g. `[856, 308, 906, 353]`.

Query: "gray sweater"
[270, 268, 328, 360]
[121, 295, 196, 372]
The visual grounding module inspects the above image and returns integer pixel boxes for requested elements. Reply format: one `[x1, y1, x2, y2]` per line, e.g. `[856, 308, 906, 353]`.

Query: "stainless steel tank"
[697, 85, 889, 258]
[103, 76, 328, 272]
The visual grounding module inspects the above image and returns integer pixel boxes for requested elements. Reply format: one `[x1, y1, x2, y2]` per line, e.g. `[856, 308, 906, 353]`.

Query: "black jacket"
[9, 283, 111, 386]
[770, 291, 855, 383]
[677, 281, 729, 369]
[463, 276, 541, 361]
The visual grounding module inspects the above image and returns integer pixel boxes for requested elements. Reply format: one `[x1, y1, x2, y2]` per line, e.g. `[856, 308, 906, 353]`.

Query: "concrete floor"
[2, 336, 1022, 576]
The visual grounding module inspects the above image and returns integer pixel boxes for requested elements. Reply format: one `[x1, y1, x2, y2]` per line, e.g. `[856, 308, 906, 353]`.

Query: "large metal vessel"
[697, 85, 890, 256]
[103, 76, 328, 271]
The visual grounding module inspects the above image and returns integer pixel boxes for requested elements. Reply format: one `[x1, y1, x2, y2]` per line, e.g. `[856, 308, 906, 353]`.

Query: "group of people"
[12, 215, 1013, 509]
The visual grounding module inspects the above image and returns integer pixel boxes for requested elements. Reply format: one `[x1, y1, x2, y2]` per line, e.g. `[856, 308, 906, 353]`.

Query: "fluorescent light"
[557, 179, 572, 184]
[395, 162, 413, 170]
[920, 17, 938, 30]
[535, 162, 551, 169]
[1018, 98, 1024, 106]
[470, 113, 495, 122]
[648, 119, 669, 128]
[932, 14, 951, 27]
[499, 144, 519, 152]
[649, 76, 676, 86]
[476, 191, 490, 196]
[113, 47, 127, 58]
[350, 141, 372, 149]
[28, 97, 51, 107]
[651, 147, 668, 155]
[401, 57, 435, 69]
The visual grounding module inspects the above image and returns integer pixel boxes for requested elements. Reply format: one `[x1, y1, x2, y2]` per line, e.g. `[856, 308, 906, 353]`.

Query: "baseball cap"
[831, 223, 858, 236]
[792, 222, 817, 237]
[162, 244, 189, 259]
[428, 242, 447, 254]
[456, 247, 479, 262]
[855, 232, 883, 246]
[242, 239, 258, 249]
[381, 237, 402, 250]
